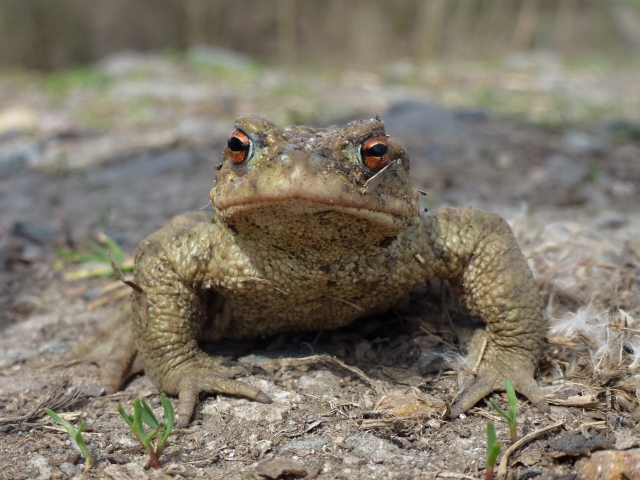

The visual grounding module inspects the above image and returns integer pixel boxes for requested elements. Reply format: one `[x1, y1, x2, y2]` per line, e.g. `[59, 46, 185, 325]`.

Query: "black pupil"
[228, 135, 248, 151]
[366, 143, 387, 157]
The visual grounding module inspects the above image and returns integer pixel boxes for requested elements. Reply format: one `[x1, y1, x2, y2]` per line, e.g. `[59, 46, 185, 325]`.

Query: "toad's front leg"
[421, 207, 550, 417]
[132, 223, 271, 428]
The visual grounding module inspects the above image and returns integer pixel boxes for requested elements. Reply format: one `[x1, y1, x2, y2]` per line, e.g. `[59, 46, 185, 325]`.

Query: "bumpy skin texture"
[97, 116, 549, 427]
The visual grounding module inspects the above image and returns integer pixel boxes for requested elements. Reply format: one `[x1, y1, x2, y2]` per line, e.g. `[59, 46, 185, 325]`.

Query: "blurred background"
[1, 0, 640, 69]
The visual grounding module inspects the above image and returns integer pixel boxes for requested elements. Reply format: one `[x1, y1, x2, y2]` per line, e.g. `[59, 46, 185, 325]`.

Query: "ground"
[0, 50, 639, 479]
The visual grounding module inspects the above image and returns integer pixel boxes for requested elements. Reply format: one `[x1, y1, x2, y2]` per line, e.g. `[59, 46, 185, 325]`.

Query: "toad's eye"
[226, 128, 252, 164]
[360, 136, 389, 170]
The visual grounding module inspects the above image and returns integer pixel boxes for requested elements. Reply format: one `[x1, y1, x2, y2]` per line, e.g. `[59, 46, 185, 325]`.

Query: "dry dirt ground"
[1, 52, 640, 479]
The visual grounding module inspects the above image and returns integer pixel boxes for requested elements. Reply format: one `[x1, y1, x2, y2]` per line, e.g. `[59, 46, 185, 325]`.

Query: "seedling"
[485, 422, 501, 480]
[44, 409, 93, 471]
[488, 379, 518, 443]
[117, 393, 175, 469]
[57, 233, 133, 279]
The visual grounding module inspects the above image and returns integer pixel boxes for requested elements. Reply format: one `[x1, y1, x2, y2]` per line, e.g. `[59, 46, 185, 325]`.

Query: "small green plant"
[485, 422, 501, 480]
[488, 379, 518, 443]
[117, 393, 175, 469]
[44, 409, 93, 471]
[56, 233, 133, 280]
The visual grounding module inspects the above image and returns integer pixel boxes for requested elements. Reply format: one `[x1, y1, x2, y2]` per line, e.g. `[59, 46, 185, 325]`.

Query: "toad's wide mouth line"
[217, 197, 415, 228]
[216, 196, 408, 217]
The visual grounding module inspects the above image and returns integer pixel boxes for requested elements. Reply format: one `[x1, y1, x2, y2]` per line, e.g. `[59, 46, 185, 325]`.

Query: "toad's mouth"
[212, 156, 419, 231]
[219, 197, 409, 231]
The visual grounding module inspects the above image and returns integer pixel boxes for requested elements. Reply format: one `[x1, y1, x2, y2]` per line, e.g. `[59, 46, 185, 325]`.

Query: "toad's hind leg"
[70, 305, 142, 393]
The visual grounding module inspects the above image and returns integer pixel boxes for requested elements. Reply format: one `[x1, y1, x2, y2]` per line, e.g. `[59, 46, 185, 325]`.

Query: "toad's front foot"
[162, 360, 272, 428]
[449, 346, 549, 418]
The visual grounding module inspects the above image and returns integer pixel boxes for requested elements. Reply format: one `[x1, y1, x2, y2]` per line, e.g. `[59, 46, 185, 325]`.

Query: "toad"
[84, 115, 549, 428]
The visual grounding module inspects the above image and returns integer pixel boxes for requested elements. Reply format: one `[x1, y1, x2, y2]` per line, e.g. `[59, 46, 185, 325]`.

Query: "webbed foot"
[449, 346, 549, 418]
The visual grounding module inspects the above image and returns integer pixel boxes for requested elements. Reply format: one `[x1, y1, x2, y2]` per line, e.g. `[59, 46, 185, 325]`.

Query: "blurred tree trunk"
[186, 0, 209, 46]
[417, 0, 449, 60]
[607, 2, 640, 51]
[511, 0, 543, 50]
[277, 0, 297, 62]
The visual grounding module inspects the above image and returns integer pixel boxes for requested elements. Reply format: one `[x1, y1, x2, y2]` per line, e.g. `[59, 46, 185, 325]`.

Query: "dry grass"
[511, 214, 640, 409]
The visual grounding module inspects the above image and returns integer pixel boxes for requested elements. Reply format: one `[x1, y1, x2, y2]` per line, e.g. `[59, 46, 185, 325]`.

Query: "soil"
[1, 52, 639, 480]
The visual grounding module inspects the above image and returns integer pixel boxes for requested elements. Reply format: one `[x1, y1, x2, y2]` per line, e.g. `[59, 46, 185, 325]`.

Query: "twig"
[472, 337, 488, 374]
[109, 252, 148, 328]
[262, 354, 382, 395]
[496, 421, 563, 479]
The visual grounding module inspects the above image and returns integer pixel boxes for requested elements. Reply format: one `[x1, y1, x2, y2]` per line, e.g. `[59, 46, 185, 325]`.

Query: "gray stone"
[383, 101, 463, 139]
[0, 140, 40, 175]
[345, 432, 409, 465]
[277, 436, 327, 455]
[343, 455, 365, 467]
[59, 462, 82, 476]
[561, 131, 605, 155]
[86, 150, 196, 186]
[543, 155, 588, 190]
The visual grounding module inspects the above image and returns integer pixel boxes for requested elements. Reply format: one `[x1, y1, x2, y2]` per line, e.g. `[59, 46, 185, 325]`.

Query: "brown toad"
[86, 115, 549, 428]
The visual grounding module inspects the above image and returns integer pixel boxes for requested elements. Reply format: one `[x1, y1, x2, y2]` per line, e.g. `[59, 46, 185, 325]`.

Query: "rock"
[343, 455, 365, 467]
[383, 101, 464, 140]
[561, 131, 605, 155]
[103, 462, 150, 480]
[297, 370, 343, 394]
[277, 436, 327, 455]
[13, 221, 64, 243]
[543, 155, 588, 191]
[28, 455, 54, 479]
[0, 140, 40, 175]
[255, 458, 307, 479]
[345, 431, 412, 465]
[86, 150, 196, 187]
[615, 429, 638, 450]
[59, 462, 82, 476]
[576, 448, 640, 479]
[549, 428, 615, 458]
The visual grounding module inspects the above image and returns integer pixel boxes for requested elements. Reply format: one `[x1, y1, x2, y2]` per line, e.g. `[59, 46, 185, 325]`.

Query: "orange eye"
[360, 136, 389, 170]
[226, 128, 252, 164]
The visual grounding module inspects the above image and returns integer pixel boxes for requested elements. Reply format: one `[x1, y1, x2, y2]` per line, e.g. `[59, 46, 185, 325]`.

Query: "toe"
[175, 370, 272, 427]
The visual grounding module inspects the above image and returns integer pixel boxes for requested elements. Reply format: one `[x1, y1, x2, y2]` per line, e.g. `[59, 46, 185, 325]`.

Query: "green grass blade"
[486, 422, 501, 467]
[45, 408, 77, 437]
[139, 398, 159, 429]
[505, 379, 517, 420]
[117, 403, 135, 428]
[487, 398, 510, 421]
[159, 393, 174, 444]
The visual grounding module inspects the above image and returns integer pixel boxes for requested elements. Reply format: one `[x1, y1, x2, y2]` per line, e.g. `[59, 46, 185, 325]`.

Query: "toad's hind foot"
[449, 346, 549, 419]
[69, 306, 141, 394]
[162, 358, 272, 428]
